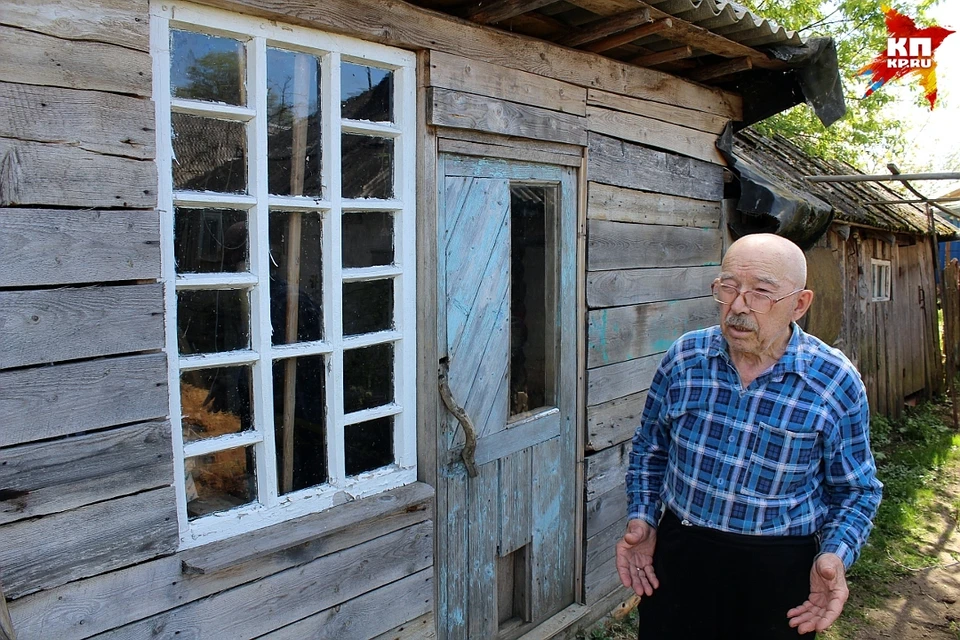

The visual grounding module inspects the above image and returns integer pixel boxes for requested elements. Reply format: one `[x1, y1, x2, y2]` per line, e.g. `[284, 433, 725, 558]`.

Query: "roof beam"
[467, 0, 560, 24]
[863, 196, 960, 205]
[805, 172, 960, 183]
[581, 17, 672, 53]
[686, 56, 753, 82]
[887, 163, 957, 219]
[557, 8, 650, 47]
[629, 45, 693, 67]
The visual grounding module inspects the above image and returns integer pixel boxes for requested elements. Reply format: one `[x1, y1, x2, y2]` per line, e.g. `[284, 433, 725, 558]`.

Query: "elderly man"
[616, 233, 882, 639]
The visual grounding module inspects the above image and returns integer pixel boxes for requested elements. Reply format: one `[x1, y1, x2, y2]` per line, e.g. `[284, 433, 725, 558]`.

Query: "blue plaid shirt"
[626, 324, 882, 569]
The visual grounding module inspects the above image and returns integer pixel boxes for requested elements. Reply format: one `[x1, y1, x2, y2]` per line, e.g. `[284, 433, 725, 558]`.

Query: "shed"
[0, 1, 845, 639]
[732, 129, 959, 419]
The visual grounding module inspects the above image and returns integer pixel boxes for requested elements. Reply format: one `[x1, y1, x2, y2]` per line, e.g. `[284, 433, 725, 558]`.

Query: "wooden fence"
[943, 259, 960, 429]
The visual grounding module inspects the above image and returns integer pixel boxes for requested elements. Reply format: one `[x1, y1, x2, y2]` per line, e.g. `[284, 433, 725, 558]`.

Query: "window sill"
[179, 481, 434, 575]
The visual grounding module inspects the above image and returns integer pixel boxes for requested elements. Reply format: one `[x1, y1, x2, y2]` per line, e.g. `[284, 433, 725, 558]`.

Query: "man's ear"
[792, 289, 814, 321]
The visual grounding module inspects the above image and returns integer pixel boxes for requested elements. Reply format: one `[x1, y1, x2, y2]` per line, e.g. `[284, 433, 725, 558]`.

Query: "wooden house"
[0, 1, 848, 638]
[732, 130, 958, 420]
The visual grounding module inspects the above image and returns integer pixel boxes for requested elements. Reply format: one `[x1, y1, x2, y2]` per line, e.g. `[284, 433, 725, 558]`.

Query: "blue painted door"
[436, 155, 578, 640]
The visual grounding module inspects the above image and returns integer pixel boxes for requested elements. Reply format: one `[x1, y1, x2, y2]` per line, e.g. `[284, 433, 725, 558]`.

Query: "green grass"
[580, 396, 960, 640]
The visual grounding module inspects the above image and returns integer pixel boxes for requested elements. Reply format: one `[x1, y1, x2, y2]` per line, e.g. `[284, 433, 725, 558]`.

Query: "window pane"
[343, 279, 393, 336]
[274, 356, 328, 494]
[171, 30, 245, 105]
[344, 342, 394, 413]
[341, 62, 393, 122]
[345, 416, 393, 476]
[180, 366, 254, 443]
[175, 208, 248, 273]
[267, 48, 322, 197]
[172, 113, 247, 193]
[177, 289, 250, 354]
[185, 446, 256, 520]
[342, 212, 393, 267]
[341, 135, 393, 199]
[269, 211, 324, 344]
[510, 185, 555, 416]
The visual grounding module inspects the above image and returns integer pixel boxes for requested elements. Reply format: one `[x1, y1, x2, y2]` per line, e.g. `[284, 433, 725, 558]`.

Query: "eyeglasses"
[711, 280, 803, 314]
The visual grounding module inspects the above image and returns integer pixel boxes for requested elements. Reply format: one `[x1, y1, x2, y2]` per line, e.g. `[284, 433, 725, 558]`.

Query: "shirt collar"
[707, 323, 808, 381]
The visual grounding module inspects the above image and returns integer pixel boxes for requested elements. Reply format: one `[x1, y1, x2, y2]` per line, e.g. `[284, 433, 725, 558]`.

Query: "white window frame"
[151, 1, 417, 548]
[871, 258, 891, 302]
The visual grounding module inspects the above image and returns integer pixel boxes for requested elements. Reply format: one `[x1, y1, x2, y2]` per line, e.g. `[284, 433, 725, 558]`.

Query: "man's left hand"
[786, 552, 849, 634]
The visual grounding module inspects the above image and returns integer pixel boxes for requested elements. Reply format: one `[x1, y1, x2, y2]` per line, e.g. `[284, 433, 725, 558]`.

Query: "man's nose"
[729, 289, 751, 313]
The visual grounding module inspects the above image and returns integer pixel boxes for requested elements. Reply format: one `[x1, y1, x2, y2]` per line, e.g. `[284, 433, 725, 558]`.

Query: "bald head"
[722, 234, 807, 290]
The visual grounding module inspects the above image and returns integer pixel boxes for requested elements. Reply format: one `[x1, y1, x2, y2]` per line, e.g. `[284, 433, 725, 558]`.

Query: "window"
[151, 2, 417, 546]
[872, 259, 891, 302]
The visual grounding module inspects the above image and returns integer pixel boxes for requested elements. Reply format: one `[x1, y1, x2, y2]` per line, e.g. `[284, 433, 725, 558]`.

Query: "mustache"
[725, 313, 757, 332]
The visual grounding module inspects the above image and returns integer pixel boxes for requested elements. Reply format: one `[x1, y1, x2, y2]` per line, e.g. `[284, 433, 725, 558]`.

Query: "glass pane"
[177, 289, 250, 354]
[269, 211, 323, 344]
[172, 113, 247, 194]
[341, 62, 393, 122]
[343, 342, 394, 413]
[341, 135, 393, 199]
[510, 185, 556, 416]
[185, 446, 256, 520]
[180, 366, 254, 443]
[175, 208, 248, 273]
[343, 279, 393, 336]
[171, 30, 245, 105]
[273, 356, 328, 494]
[345, 416, 394, 476]
[267, 48, 322, 197]
[342, 212, 393, 267]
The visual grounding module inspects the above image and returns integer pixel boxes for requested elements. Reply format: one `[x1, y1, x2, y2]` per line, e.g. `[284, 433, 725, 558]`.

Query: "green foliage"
[739, 0, 946, 166]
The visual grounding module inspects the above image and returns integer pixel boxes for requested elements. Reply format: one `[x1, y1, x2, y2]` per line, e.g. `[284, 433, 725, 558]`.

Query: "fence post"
[944, 260, 960, 430]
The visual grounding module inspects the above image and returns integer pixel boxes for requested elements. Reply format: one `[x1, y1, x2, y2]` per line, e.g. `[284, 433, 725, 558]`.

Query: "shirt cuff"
[628, 506, 660, 529]
[819, 540, 855, 570]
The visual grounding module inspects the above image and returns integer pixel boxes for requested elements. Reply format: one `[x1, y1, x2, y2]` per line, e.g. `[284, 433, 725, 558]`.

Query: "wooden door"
[897, 245, 927, 397]
[436, 155, 578, 640]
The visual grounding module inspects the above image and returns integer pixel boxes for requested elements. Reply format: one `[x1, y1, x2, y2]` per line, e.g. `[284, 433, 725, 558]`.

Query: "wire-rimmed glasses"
[711, 280, 803, 314]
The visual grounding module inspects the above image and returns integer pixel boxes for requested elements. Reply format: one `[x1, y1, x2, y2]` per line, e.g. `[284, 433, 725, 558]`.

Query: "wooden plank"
[585, 443, 629, 501]
[587, 88, 729, 134]
[586, 390, 647, 452]
[587, 265, 717, 308]
[1, 487, 178, 599]
[558, 9, 650, 47]
[190, 0, 742, 119]
[587, 297, 716, 367]
[91, 522, 433, 640]
[370, 612, 436, 640]
[585, 484, 627, 538]
[436, 127, 583, 157]
[467, 462, 498, 640]
[0, 208, 160, 287]
[429, 88, 587, 147]
[628, 45, 694, 67]
[0, 139, 156, 209]
[0, 0, 150, 52]
[0, 420, 171, 525]
[473, 410, 561, 466]
[588, 182, 721, 226]
[182, 482, 434, 574]
[256, 569, 434, 640]
[499, 447, 533, 556]
[587, 133, 723, 201]
[9, 485, 433, 640]
[438, 467, 469, 640]
[0, 353, 168, 447]
[515, 603, 589, 640]
[686, 56, 753, 82]
[467, 0, 558, 25]
[0, 83, 155, 159]
[428, 51, 586, 116]
[586, 105, 723, 165]
[583, 551, 628, 606]
[530, 436, 569, 618]
[442, 155, 564, 180]
[582, 19, 671, 54]
[587, 352, 662, 406]
[438, 138, 581, 167]
[584, 518, 626, 576]
[0, 25, 151, 97]
[587, 220, 722, 271]
[0, 284, 164, 369]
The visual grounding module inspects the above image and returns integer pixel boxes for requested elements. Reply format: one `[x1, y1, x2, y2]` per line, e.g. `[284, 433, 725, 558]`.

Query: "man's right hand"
[615, 518, 659, 597]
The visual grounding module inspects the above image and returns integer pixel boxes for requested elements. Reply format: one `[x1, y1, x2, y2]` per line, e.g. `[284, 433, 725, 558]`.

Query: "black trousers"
[637, 510, 818, 640]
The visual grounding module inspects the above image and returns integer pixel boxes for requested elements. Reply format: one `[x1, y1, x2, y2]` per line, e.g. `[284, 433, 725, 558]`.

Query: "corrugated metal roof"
[733, 128, 960, 239]
[644, 0, 803, 49]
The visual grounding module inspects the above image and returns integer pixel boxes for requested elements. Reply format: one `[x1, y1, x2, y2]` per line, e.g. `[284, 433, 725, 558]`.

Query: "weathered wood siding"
[804, 227, 942, 420]
[1, 0, 744, 636]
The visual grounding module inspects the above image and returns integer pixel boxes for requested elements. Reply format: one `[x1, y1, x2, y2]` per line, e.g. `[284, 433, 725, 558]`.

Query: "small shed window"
[872, 259, 892, 302]
[152, 1, 417, 546]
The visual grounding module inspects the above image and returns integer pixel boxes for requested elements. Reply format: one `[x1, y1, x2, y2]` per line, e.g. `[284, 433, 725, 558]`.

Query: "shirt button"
[728, 435, 735, 443]
[716, 479, 724, 486]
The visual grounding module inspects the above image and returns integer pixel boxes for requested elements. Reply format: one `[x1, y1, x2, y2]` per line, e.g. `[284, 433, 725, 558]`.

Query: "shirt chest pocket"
[740, 422, 819, 500]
